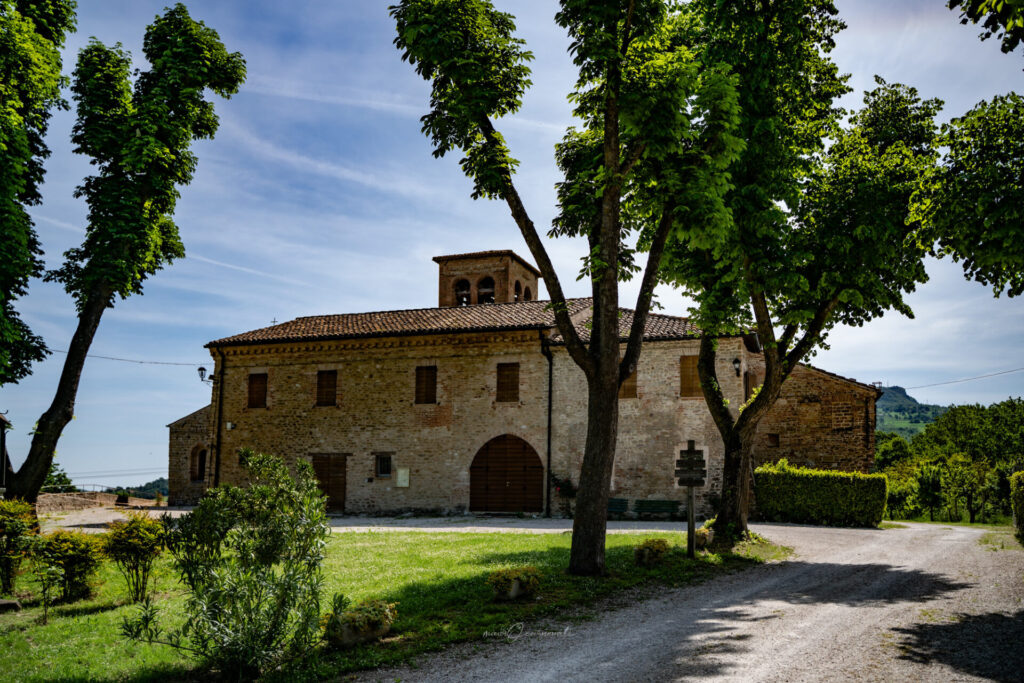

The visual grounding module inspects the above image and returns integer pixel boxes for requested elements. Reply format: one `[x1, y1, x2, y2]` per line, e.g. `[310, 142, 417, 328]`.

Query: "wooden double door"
[310, 453, 347, 512]
[469, 435, 544, 513]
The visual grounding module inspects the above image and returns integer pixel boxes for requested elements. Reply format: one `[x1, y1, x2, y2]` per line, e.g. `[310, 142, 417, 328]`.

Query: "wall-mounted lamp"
[198, 366, 209, 383]
[732, 358, 742, 377]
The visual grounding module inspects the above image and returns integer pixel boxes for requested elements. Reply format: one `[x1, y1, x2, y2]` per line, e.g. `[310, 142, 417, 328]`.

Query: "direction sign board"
[676, 440, 706, 487]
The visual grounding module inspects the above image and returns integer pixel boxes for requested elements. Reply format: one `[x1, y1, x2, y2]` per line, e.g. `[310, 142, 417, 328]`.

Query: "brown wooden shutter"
[415, 366, 437, 404]
[248, 373, 268, 408]
[496, 362, 520, 402]
[679, 356, 701, 397]
[316, 370, 337, 406]
[618, 366, 638, 399]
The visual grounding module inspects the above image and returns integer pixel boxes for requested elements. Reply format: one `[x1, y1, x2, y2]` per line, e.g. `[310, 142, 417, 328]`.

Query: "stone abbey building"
[169, 250, 880, 516]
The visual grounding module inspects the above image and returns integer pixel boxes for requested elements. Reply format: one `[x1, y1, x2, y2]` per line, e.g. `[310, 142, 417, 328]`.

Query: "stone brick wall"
[550, 337, 749, 516]
[169, 331, 877, 517]
[747, 361, 878, 472]
[167, 405, 211, 505]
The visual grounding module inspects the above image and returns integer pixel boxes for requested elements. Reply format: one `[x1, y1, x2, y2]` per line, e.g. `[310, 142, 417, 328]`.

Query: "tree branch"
[478, 116, 594, 376]
[698, 335, 736, 435]
[620, 201, 674, 384]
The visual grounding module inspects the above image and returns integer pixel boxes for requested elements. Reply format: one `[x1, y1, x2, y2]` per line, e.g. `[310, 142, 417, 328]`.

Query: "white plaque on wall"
[396, 468, 410, 487]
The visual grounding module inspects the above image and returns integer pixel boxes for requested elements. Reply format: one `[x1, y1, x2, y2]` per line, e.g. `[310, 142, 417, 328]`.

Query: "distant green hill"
[877, 386, 948, 438]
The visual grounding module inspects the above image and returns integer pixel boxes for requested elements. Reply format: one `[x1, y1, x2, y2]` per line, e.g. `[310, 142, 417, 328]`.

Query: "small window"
[316, 370, 337, 406]
[523, 286, 532, 301]
[190, 446, 207, 482]
[679, 356, 701, 397]
[618, 365, 637, 399]
[496, 362, 520, 402]
[375, 454, 392, 478]
[743, 370, 759, 401]
[514, 280, 522, 302]
[477, 276, 495, 304]
[415, 366, 437, 404]
[767, 433, 780, 448]
[454, 279, 471, 306]
[248, 372, 268, 408]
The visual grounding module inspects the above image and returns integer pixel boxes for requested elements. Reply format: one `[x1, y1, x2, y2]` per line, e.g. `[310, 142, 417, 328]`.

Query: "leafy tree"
[875, 435, 913, 472]
[42, 462, 76, 493]
[0, 0, 77, 384]
[124, 451, 330, 679]
[390, 0, 743, 574]
[919, 93, 1024, 297]
[948, 0, 1024, 57]
[2, 4, 245, 503]
[917, 464, 944, 521]
[657, 0, 941, 538]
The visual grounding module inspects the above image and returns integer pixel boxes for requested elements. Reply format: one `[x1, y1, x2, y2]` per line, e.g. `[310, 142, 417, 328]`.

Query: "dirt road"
[358, 523, 1024, 682]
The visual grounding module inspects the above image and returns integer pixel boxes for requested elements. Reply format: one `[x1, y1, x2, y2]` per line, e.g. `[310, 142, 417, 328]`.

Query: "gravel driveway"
[355, 522, 1024, 682]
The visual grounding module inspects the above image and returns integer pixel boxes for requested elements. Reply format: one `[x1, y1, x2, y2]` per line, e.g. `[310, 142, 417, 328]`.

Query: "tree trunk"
[4, 290, 109, 502]
[569, 370, 620, 575]
[713, 431, 755, 535]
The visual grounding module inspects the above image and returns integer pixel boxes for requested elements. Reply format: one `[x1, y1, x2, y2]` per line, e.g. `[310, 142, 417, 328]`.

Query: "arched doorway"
[469, 435, 544, 512]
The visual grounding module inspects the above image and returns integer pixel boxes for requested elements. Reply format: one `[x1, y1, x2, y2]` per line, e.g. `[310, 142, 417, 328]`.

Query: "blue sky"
[3, 0, 1023, 488]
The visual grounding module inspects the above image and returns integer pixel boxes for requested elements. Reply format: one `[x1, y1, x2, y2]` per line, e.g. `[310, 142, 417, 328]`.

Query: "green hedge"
[1011, 471, 1024, 542]
[754, 459, 888, 527]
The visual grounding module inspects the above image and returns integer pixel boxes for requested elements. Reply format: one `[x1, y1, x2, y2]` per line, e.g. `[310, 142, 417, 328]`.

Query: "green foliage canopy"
[948, 0, 1024, 56]
[47, 3, 246, 310]
[0, 0, 76, 385]
[918, 93, 1024, 297]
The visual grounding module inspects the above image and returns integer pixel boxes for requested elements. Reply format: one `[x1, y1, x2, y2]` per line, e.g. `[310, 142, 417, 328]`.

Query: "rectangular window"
[496, 362, 520, 402]
[767, 433, 780, 448]
[618, 365, 637, 399]
[375, 454, 392, 478]
[679, 356, 701, 397]
[247, 372, 268, 408]
[316, 370, 337, 406]
[415, 366, 437, 404]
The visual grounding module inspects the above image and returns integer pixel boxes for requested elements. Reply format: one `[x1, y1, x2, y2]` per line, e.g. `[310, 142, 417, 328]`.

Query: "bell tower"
[433, 250, 542, 307]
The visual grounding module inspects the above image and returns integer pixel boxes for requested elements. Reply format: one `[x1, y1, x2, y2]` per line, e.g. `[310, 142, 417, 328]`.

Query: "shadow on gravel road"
[892, 610, 1024, 682]
[660, 561, 974, 679]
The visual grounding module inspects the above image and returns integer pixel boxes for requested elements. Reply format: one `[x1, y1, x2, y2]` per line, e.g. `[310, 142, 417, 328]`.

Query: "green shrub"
[634, 538, 670, 566]
[754, 459, 888, 527]
[0, 499, 37, 595]
[36, 531, 102, 601]
[322, 594, 398, 649]
[123, 450, 330, 680]
[486, 565, 541, 600]
[1011, 471, 1024, 542]
[104, 512, 164, 602]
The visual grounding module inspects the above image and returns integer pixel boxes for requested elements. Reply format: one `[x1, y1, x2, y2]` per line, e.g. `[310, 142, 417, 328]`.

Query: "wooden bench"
[634, 499, 681, 519]
[607, 497, 629, 518]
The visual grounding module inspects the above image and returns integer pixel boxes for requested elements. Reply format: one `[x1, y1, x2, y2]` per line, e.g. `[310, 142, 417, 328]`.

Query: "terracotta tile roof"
[206, 298, 703, 348]
[206, 299, 595, 347]
[432, 250, 542, 276]
[549, 306, 702, 344]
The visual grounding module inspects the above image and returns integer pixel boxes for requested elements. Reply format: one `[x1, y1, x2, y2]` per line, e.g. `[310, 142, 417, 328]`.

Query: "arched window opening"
[454, 279, 471, 306]
[514, 280, 522, 302]
[190, 445, 207, 482]
[523, 286, 532, 301]
[477, 276, 495, 304]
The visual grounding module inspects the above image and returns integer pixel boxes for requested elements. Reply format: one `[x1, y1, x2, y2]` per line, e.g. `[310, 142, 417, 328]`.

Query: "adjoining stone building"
[169, 250, 880, 515]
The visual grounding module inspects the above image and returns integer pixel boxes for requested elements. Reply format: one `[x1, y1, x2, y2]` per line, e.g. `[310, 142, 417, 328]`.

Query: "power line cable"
[904, 366, 1024, 390]
[51, 349, 201, 367]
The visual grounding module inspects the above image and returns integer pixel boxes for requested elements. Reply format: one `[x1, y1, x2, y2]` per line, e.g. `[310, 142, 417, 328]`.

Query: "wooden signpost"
[675, 440, 706, 559]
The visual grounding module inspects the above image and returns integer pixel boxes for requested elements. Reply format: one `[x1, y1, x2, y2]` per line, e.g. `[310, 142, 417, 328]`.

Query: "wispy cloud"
[189, 254, 309, 288]
[220, 117, 439, 199]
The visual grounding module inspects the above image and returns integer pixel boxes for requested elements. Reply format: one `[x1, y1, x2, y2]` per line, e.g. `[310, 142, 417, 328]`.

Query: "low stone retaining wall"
[36, 492, 158, 513]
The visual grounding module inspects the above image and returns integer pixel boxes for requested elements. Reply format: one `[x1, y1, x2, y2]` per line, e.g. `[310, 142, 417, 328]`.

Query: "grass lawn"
[1, 530, 786, 681]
